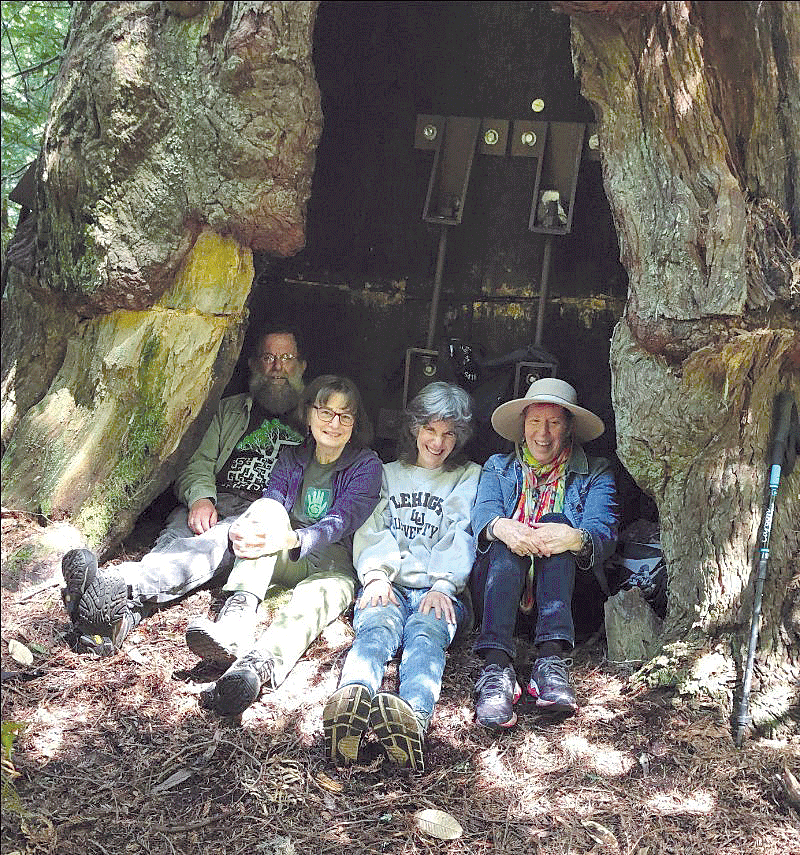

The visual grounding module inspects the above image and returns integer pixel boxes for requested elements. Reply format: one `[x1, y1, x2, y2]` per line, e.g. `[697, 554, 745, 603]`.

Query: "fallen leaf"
[20, 814, 54, 846]
[315, 771, 343, 793]
[125, 647, 149, 664]
[581, 819, 619, 850]
[783, 768, 800, 812]
[151, 768, 193, 794]
[414, 808, 463, 840]
[27, 642, 49, 655]
[8, 640, 33, 666]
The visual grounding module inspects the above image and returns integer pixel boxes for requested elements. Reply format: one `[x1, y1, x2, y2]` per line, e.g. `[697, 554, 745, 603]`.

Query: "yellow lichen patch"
[557, 296, 623, 328]
[682, 331, 783, 400]
[162, 228, 254, 315]
[473, 301, 531, 323]
[3, 228, 253, 544]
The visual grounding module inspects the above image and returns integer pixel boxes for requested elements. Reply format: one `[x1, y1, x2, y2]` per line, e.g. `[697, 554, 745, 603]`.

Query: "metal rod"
[534, 234, 553, 347]
[426, 224, 449, 350]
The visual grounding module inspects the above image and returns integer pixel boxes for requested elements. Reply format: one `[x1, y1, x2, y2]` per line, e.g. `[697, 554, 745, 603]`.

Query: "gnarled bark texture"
[561, 0, 799, 731]
[1, 1, 321, 554]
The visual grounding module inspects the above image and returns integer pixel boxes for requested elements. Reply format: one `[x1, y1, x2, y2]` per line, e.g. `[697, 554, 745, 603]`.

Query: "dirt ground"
[2, 509, 799, 855]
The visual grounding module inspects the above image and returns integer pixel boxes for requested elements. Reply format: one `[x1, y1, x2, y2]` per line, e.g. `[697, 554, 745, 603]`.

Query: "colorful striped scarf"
[516, 442, 571, 613]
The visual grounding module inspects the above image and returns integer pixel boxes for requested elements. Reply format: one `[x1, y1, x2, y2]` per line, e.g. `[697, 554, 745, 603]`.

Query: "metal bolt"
[483, 128, 499, 145]
[531, 99, 545, 112]
[521, 131, 537, 147]
[423, 124, 438, 141]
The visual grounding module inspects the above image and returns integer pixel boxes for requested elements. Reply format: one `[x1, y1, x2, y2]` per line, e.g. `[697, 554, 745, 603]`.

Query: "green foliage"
[1, 1, 71, 249]
[1, 720, 26, 816]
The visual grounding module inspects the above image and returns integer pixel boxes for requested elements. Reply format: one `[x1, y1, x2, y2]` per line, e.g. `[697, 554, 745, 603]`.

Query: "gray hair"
[397, 382, 473, 470]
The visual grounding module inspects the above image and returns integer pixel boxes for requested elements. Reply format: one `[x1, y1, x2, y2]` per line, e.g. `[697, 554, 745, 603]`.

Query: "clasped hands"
[358, 578, 457, 625]
[227, 498, 299, 559]
[491, 517, 581, 558]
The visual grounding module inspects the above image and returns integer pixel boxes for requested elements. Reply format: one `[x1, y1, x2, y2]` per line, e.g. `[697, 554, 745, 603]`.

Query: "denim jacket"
[471, 444, 619, 572]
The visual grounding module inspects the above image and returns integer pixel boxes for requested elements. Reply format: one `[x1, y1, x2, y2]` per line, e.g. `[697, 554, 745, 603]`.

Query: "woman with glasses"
[322, 382, 480, 772]
[206, 375, 382, 716]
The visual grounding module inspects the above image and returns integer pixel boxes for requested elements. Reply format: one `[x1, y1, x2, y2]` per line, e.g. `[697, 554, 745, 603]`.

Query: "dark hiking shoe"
[61, 549, 98, 620]
[208, 649, 274, 716]
[185, 592, 259, 665]
[62, 552, 132, 657]
[323, 684, 373, 764]
[474, 664, 521, 729]
[75, 609, 137, 657]
[527, 656, 577, 715]
[368, 692, 425, 772]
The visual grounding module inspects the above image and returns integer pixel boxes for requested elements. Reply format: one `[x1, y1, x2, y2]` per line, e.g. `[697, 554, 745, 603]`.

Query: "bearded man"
[60, 323, 308, 659]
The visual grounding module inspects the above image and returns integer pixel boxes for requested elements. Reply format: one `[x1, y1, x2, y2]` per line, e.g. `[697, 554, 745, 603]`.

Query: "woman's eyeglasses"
[313, 405, 355, 427]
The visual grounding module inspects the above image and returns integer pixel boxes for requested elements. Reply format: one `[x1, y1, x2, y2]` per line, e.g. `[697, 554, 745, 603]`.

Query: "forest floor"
[1, 508, 799, 855]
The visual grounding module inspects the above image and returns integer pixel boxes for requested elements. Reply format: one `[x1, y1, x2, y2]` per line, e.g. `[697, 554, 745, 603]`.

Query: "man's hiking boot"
[368, 692, 425, 772]
[474, 663, 521, 729]
[323, 684, 373, 764]
[76, 609, 138, 657]
[207, 648, 275, 716]
[527, 656, 577, 715]
[61, 549, 98, 619]
[185, 592, 259, 665]
[61, 549, 133, 656]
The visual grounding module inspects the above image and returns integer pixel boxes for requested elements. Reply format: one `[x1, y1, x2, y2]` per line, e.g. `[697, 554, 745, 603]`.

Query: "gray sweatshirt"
[353, 460, 480, 600]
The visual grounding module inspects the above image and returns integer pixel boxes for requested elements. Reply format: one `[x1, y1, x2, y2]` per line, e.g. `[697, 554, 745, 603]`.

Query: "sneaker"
[185, 592, 259, 665]
[323, 684, 373, 764]
[208, 649, 274, 716]
[527, 656, 577, 715]
[368, 692, 425, 772]
[62, 550, 132, 656]
[474, 664, 521, 729]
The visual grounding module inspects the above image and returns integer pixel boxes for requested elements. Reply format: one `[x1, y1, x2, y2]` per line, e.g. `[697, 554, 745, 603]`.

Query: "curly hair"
[396, 382, 473, 470]
[298, 374, 374, 448]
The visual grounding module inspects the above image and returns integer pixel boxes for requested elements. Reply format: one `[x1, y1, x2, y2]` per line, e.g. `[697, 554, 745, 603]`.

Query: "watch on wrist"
[572, 528, 590, 555]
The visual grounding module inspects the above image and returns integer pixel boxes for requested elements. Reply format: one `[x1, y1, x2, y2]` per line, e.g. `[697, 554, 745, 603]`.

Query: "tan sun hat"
[491, 377, 605, 444]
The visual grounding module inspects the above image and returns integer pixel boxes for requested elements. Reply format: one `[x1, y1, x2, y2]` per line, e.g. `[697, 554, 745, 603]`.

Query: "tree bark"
[1, 1, 321, 555]
[561, 0, 799, 731]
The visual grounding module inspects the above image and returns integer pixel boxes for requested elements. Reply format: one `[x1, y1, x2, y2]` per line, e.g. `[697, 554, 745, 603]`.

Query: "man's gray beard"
[249, 374, 300, 416]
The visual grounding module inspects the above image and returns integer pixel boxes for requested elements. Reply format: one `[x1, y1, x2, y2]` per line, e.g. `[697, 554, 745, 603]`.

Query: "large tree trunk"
[561, 0, 799, 732]
[1, 1, 321, 554]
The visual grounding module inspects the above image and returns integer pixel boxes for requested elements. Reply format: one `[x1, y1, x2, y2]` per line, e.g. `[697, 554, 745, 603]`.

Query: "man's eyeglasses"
[313, 405, 355, 427]
[258, 353, 297, 366]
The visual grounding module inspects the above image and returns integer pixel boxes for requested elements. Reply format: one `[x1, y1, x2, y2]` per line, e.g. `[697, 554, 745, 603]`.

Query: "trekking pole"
[734, 391, 799, 747]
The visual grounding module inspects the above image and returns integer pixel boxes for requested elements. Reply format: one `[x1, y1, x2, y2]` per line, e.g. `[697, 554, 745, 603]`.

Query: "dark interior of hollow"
[138, 1, 656, 542]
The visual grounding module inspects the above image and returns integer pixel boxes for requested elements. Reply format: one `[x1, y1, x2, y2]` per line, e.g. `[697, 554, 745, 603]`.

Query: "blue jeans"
[471, 513, 576, 658]
[338, 585, 467, 727]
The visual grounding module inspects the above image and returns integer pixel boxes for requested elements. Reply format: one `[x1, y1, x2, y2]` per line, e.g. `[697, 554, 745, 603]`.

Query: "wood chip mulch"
[2, 513, 799, 855]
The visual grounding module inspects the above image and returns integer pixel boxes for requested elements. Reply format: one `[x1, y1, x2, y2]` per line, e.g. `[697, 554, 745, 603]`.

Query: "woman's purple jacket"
[264, 438, 382, 561]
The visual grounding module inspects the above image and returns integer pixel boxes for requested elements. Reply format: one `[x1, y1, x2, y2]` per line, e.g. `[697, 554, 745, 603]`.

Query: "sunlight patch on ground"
[646, 788, 715, 815]
[512, 729, 557, 774]
[578, 673, 628, 723]
[580, 702, 623, 723]
[238, 658, 338, 743]
[477, 743, 520, 781]
[25, 702, 91, 761]
[561, 733, 635, 777]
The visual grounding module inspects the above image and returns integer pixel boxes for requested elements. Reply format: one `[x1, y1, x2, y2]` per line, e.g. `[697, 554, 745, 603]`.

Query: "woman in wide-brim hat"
[470, 377, 619, 730]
